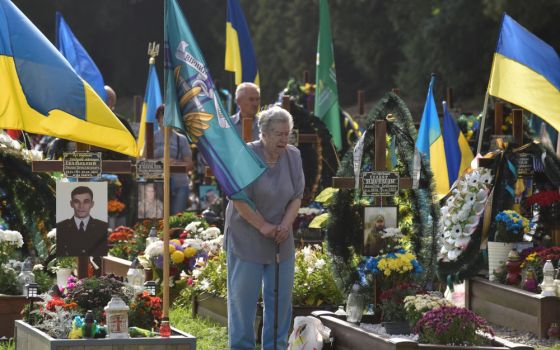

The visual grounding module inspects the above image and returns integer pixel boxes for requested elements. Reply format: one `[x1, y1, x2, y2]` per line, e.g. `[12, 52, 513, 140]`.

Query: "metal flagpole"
[476, 90, 490, 156]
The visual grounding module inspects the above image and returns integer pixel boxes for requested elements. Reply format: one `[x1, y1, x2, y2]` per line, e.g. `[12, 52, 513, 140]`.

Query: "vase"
[382, 321, 411, 335]
[487, 242, 515, 281]
[56, 268, 72, 288]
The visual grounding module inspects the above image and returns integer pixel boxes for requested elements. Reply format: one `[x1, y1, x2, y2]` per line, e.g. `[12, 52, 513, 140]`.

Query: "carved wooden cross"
[331, 118, 412, 206]
[31, 123, 188, 278]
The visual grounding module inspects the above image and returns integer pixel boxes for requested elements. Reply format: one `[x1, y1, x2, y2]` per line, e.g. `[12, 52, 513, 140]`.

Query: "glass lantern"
[126, 258, 145, 291]
[345, 283, 365, 323]
[17, 257, 35, 296]
[540, 259, 556, 296]
[145, 227, 160, 247]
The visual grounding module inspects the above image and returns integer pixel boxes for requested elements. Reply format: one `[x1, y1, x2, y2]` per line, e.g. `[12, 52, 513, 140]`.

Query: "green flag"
[314, 0, 342, 150]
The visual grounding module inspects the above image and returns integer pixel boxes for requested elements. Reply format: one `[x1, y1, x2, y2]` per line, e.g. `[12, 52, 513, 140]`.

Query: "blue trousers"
[171, 185, 189, 215]
[227, 251, 294, 350]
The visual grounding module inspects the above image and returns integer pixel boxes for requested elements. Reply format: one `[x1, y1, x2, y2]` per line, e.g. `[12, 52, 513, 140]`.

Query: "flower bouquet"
[403, 292, 453, 328]
[494, 210, 530, 243]
[108, 226, 135, 259]
[128, 291, 162, 330]
[379, 282, 424, 323]
[292, 243, 343, 307]
[414, 306, 494, 345]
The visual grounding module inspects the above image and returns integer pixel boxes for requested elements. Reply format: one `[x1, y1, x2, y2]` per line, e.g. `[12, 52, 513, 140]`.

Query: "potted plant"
[488, 210, 531, 280]
[403, 292, 453, 329]
[414, 306, 494, 346]
[292, 243, 343, 308]
[378, 282, 423, 334]
[0, 228, 24, 295]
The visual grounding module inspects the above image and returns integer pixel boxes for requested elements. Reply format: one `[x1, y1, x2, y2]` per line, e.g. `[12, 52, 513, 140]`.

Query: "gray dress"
[224, 140, 304, 264]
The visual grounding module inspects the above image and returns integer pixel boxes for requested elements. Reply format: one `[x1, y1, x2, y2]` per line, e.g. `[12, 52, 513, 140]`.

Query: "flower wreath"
[436, 168, 494, 286]
[326, 92, 440, 291]
[438, 168, 493, 261]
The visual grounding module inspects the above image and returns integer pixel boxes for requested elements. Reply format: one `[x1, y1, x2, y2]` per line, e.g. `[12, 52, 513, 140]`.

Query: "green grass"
[170, 306, 228, 350]
[0, 339, 14, 350]
[537, 345, 560, 350]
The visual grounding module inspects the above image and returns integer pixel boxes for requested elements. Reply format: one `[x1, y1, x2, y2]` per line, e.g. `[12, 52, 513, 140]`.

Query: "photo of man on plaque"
[56, 182, 108, 256]
[363, 206, 398, 256]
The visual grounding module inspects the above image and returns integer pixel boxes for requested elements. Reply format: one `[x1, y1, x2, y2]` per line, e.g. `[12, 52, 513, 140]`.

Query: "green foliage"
[65, 275, 133, 321]
[0, 267, 18, 295]
[293, 244, 344, 306]
[0, 338, 14, 350]
[34, 269, 54, 294]
[170, 306, 228, 350]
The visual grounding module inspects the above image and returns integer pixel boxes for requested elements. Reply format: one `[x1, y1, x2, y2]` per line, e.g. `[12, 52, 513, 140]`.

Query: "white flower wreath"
[438, 168, 493, 262]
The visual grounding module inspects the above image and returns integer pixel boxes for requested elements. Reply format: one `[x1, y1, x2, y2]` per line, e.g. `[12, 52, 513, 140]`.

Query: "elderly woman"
[224, 106, 304, 350]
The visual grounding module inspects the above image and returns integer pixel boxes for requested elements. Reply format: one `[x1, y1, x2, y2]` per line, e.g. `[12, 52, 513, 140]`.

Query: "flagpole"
[162, 0, 170, 321]
[163, 126, 170, 318]
[476, 90, 490, 155]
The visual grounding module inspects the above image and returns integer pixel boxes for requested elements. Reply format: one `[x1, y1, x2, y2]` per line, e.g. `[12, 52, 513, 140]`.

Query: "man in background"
[231, 82, 260, 141]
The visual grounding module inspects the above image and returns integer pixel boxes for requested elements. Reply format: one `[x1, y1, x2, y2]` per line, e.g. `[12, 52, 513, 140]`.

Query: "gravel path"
[359, 323, 560, 348]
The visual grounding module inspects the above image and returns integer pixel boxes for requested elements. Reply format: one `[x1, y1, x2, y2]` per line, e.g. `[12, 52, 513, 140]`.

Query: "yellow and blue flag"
[442, 101, 473, 187]
[137, 62, 162, 157]
[225, 0, 259, 86]
[56, 12, 107, 103]
[416, 75, 449, 198]
[0, 0, 137, 157]
[488, 13, 560, 132]
[164, 0, 265, 197]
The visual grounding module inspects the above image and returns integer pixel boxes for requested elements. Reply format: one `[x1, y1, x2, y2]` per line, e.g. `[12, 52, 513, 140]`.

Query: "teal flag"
[164, 0, 266, 197]
[314, 0, 342, 150]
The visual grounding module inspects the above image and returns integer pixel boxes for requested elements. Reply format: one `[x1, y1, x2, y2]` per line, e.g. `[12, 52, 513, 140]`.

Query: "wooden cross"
[31, 123, 188, 278]
[331, 118, 413, 205]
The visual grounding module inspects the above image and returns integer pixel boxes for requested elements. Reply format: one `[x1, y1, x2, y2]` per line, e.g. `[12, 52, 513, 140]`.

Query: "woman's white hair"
[257, 106, 294, 134]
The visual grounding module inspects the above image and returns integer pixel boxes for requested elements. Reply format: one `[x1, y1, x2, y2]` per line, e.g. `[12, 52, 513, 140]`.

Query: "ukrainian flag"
[442, 101, 473, 187]
[416, 75, 449, 198]
[0, 0, 137, 157]
[225, 0, 259, 86]
[488, 13, 560, 132]
[56, 12, 107, 103]
[137, 62, 162, 157]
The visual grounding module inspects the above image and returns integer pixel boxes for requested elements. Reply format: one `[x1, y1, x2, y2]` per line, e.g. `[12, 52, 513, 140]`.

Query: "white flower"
[306, 266, 315, 274]
[182, 238, 203, 251]
[184, 221, 201, 233]
[314, 258, 326, 269]
[33, 264, 44, 271]
[479, 172, 493, 185]
[450, 224, 463, 238]
[200, 227, 221, 240]
[199, 279, 210, 291]
[192, 269, 202, 278]
[0, 229, 23, 248]
[145, 240, 164, 258]
[447, 249, 461, 260]
[381, 227, 403, 239]
[47, 228, 57, 240]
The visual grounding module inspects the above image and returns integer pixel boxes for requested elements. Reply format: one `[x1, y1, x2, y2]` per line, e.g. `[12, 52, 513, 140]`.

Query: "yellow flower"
[171, 250, 185, 264]
[184, 247, 197, 258]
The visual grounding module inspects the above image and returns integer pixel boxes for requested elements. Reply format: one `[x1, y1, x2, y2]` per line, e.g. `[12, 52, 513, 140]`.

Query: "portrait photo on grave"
[138, 181, 164, 219]
[56, 182, 108, 257]
[363, 206, 398, 257]
[199, 184, 220, 211]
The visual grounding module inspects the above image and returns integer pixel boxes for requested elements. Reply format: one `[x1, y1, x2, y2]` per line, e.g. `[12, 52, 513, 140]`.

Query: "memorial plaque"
[136, 160, 164, 180]
[362, 171, 399, 197]
[517, 153, 534, 176]
[63, 152, 102, 178]
[288, 128, 299, 146]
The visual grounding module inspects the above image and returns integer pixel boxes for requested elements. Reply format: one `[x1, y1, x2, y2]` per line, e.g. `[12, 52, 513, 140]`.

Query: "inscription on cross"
[332, 118, 412, 206]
